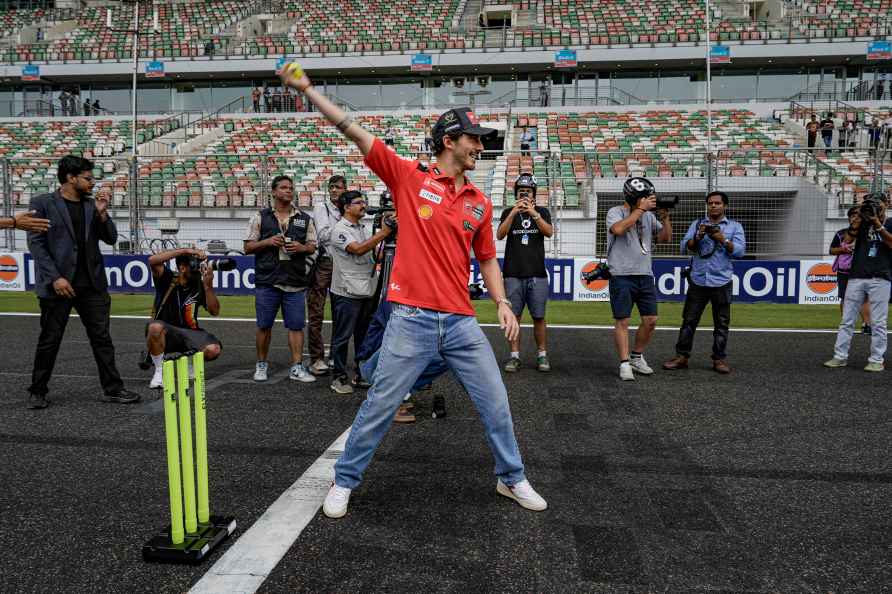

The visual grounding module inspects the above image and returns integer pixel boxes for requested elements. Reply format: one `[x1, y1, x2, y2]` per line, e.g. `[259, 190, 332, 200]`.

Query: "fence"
[1, 148, 888, 258]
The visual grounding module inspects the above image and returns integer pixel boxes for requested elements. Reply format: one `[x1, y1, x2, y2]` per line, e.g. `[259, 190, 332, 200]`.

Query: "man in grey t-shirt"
[606, 177, 672, 381]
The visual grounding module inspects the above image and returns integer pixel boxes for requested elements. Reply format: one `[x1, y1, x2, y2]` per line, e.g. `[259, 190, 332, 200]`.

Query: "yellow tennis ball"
[284, 62, 303, 78]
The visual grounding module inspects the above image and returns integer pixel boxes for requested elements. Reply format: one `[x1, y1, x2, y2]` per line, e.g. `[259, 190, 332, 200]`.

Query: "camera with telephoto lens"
[188, 256, 238, 273]
[368, 190, 397, 243]
[468, 282, 485, 300]
[581, 261, 611, 283]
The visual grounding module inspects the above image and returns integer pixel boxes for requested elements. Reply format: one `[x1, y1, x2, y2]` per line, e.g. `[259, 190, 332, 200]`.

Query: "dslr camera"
[581, 261, 611, 283]
[656, 195, 679, 210]
[859, 192, 887, 222]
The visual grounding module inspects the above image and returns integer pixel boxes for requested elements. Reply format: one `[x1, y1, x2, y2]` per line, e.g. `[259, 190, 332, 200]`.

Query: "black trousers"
[330, 293, 374, 380]
[674, 281, 732, 360]
[29, 288, 124, 396]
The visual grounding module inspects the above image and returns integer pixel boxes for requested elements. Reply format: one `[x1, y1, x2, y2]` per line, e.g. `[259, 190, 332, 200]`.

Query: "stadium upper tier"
[0, 108, 884, 211]
[0, 0, 886, 61]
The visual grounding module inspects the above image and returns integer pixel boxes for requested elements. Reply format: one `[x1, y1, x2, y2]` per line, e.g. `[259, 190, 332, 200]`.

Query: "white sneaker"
[253, 361, 269, 382]
[290, 363, 316, 383]
[619, 361, 635, 381]
[309, 359, 329, 375]
[630, 355, 654, 375]
[149, 367, 164, 389]
[322, 483, 351, 518]
[496, 479, 547, 511]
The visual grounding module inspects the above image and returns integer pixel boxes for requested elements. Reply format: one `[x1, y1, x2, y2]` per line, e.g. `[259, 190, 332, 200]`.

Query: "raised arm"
[281, 64, 375, 156]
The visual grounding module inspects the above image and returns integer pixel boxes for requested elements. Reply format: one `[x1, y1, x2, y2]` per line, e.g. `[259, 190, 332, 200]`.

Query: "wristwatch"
[497, 298, 512, 308]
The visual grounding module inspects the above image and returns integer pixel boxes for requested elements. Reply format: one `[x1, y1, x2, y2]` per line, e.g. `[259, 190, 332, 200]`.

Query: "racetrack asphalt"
[1, 314, 890, 593]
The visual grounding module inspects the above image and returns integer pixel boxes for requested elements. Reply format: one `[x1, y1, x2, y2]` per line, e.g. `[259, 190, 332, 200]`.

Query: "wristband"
[3, 216, 14, 229]
[497, 298, 512, 308]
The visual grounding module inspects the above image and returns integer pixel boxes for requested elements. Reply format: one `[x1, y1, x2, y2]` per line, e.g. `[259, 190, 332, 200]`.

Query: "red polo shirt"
[364, 138, 496, 315]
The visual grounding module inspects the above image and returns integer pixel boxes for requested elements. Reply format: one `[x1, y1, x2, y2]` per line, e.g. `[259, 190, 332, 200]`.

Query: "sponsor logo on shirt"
[338, 233, 347, 244]
[418, 204, 434, 220]
[472, 204, 485, 221]
[419, 189, 443, 204]
[389, 282, 401, 292]
[462, 220, 475, 232]
[423, 178, 446, 193]
[294, 218, 307, 228]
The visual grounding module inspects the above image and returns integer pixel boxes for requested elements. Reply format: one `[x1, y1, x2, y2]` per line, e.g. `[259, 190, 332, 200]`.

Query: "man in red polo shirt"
[281, 65, 547, 519]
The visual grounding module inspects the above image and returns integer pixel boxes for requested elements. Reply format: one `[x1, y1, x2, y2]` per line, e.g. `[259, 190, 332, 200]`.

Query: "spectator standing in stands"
[519, 127, 533, 156]
[294, 92, 304, 113]
[83, 98, 92, 116]
[539, 80, 549, 107]
[307, 175, 347, 375]
[92, 99, 101, 115]
[0, 209, 50, 232]
[868, 118, 883, 155]
[244, 175, 318, 383]
[58, 89, 70, 116]
[263, 86, 271, 113]
[328, 190, 393, 394]
[204, 40, 215, 57]
[271, 88, 282, 113]
[497, 173, 553, 373]
[606, 177, 672, 381]
[832, 112, 844, 152]
[283, 87, 294, 112]
[825, 192, 892, 372]
[830, 206, 871, 333]
[252, 87, 262, 113]
[876, 73, 886, 101]
[26, 155, 140, 409]
[820, 112, 835, 154]
[423, 119, 433, 155]
[281, 65, 547, 518]
[144, 248, 222, 389]
[839, 119, 856, 152]
[384, 126, 395, 147]
[806, 114, 819, 150]
[662, 191, 745, 374]
[884, 113, 892, 152]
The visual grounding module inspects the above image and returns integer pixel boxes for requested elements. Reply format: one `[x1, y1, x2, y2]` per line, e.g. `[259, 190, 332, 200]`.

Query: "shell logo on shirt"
[418, 204, 433, 220]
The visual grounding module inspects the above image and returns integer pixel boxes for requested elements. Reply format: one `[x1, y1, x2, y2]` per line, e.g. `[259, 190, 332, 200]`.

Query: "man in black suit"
[26, 155, 140, 409]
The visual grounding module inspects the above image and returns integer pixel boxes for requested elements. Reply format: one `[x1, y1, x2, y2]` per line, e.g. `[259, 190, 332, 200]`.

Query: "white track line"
[0, 312, 838, 333]
[189, 427, 350, 594]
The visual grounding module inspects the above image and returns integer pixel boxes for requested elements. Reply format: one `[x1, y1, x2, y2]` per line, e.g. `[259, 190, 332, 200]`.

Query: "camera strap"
[695, 217, 722, 260]
[150, 280, 177, 321]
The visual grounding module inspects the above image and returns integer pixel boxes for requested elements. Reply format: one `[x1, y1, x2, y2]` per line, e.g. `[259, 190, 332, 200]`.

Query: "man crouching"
[146, 248, 222, 388]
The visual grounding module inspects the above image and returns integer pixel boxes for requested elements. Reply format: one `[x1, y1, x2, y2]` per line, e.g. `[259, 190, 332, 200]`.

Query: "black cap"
[514, 172, 538, 195]
[432, 107, 497, 145]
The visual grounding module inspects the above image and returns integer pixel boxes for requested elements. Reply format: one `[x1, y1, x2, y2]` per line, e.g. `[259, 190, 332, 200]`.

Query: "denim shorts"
[609, 275, 658, 319]
[255, 285, 306, 330]
[504, 276, 549, 319]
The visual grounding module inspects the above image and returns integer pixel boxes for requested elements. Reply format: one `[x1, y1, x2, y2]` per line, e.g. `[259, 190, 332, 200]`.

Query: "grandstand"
[0, 0, 888, 260]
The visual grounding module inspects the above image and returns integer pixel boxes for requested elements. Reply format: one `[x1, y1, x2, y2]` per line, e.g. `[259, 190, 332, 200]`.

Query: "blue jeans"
[334, 304, 527, 489]
[360, 345, 450, 394]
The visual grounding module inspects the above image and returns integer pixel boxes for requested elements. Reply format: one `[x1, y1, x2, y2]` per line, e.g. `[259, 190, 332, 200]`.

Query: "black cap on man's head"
[431, 108, 497, 147]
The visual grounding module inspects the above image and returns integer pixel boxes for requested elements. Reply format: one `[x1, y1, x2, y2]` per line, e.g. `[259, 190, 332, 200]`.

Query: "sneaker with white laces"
[629, 355, 654, 375]
[323, 483, 352, 518]
[823, 357, 847, 368]
[496, 479, 547, 511]
[330, 376, 354, 394]
[619, 361, 635, 381]
[149, 367, 164, 389]
[290, 363, 316, 383]
[253, 361, 269, 382]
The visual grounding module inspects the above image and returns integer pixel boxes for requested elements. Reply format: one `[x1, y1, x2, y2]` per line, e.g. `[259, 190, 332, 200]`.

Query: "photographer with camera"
[825, 192, 892, 372]
[145, 248, 224, 388]
[282, 63, 546, 518]
[244, 175, 317, 383]
[829, 206, 871, 333]
[307, 174, 347, 375]
[606, 177, 672, 381]
[663, 191, 745, 374]
[328, 190, 394, 394]
[497, 173, 553, 373]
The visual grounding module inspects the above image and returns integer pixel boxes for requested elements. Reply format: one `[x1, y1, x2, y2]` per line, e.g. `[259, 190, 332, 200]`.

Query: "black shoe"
[27, 392, 48, 409]
[99, 388, 141, 404]
[351, 376, 372, 389]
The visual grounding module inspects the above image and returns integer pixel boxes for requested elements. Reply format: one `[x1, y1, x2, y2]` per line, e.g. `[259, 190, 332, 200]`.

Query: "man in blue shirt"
[663, 191, 745, 374]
